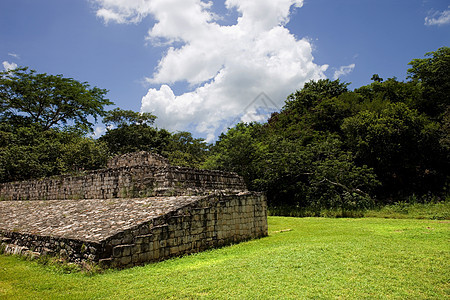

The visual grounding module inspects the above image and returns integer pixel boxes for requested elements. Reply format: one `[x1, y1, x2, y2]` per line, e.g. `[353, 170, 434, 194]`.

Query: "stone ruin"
[0, 152, 267, 269]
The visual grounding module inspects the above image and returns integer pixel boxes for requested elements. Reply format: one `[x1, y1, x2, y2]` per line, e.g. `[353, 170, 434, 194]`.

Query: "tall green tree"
[0, 67, 112, 132]
[342, 102, 445, 199]
[100, 124, 171, 156]
[0, 67, 112, 182]
[204, 123, 265, 189]
[102, 109, 210, 168]
[407, 46, 450, 118]
[163, 131, 209, 168]
[284, 79, 350, 113]
[0, 124, 109, 182]
[100, 108, 171, 155]
[208, 48, 449, 209]
[269, 79, 351, 138]
[103, 108, 156, 127]
[354, 77, 424, 110]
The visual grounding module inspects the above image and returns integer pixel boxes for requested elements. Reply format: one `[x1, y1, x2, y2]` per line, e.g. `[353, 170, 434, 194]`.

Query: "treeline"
[1, 47, 449, 212]
[205, 47, 449, 210]
[0, 68, 207, 183]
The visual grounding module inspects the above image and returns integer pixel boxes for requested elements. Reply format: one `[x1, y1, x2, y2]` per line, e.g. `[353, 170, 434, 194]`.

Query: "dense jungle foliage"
[205, 47, 449, 210]
[1, 47, 448, 212]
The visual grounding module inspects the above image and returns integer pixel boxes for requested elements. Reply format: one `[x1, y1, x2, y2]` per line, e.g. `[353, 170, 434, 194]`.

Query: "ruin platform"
[0, 192, 267, 268]
[0, 152, 267, 268]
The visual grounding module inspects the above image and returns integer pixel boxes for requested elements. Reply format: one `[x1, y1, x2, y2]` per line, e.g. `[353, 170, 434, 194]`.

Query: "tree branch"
[318, 177, 369, 197]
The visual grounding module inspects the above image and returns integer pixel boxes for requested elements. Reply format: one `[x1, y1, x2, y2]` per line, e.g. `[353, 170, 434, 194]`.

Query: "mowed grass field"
[1, 217, 449, 299]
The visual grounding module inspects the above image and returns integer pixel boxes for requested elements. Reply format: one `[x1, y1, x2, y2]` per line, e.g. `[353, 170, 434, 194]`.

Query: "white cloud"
[333, 64, 355, 80]
[425, 6, 450, 26]
[93, 0, 328, 141]
[8, 53, 20, 59]
[92, 125, 107, 138]
[93, 0, 153, 24]
[2, 61, 18, 71]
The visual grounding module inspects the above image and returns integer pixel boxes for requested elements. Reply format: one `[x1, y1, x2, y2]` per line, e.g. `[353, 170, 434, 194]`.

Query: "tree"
[206, 48, 448, 210]
[0, 67, 112, 182]
[304, 136, 379, 212]
[342, 102, 445, 199]
[100, 109, 170, 155]
[103, 108, 156, 127]
[0, 67, 113, 132]
[284, 79, 350, 112]
[204, 123, 265, 189]
[354, 77, 424, 113]
[162, 131, 209, 168]
[255, 134, 378, 210]
[0, 124, 109, 182]
[407, 47, 450, 118]
[371, 74, 383, 82]
[309, 92, 364, 133]
[102, 109, 210, 167]
[100, 124, 171, 155]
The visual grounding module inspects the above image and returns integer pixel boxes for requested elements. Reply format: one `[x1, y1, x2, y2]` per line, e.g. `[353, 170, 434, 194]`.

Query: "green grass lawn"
[1, 217, 449, 299]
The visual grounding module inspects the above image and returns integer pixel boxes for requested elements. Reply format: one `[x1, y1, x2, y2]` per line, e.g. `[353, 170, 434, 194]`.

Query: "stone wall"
[0, 151, 267, 269]
[102, 192, 267, 268]
[0, 192, 267, 268]
[1, 233, 102, 263]
[107, 151, 169, 168]
[0, 166, 246, 201]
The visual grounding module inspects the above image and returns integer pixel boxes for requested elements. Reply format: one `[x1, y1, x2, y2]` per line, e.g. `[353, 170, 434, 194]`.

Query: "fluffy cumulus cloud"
[2, 61, 18, 71]
[333, 63, 355, 80]
[425, 6, 450, 26]
[93, 0, 328, 141]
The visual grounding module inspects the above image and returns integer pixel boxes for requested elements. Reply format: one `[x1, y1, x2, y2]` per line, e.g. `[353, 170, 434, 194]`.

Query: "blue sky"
[1, 0, 449, 141]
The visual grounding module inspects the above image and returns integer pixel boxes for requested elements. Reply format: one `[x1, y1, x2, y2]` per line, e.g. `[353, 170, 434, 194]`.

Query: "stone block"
[153, 240, 160, 250]
[135, 234, 152, 244]
[174, 230, 185, 238]
[113, 244, 133, 258]
[138, 252, 150, 263]
[142, 242, 153, 252]
[98, 258, 113, 268]
[167, 238, 175, 247]
[132, 253, 140, 263]
[132, 244, 142, 254]
[163, 247, 170, 257]
[169, 246, 179, 255]
[120, 256, 132, 265]
[153, 249, 160, 260]
[122, 234, 133, 244]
